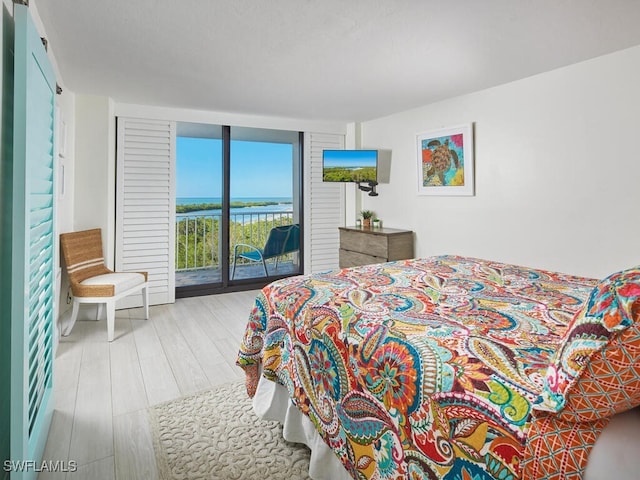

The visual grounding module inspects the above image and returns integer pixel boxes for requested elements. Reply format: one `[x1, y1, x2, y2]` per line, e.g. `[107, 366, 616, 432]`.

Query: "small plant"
[360, 210, 374, 228]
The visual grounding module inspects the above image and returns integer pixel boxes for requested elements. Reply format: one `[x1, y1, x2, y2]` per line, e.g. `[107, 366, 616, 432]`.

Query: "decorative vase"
[363, 218, 371, 229]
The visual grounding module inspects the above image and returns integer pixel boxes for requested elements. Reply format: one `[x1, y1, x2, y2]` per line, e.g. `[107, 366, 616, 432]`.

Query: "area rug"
[148, 381, 312, 480]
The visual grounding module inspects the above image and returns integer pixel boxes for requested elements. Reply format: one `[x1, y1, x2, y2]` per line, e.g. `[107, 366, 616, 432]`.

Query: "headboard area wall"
[359, 45, 640, 279]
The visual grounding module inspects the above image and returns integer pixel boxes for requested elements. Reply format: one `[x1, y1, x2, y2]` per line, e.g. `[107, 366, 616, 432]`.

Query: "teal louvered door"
[10, 4, 57, 477]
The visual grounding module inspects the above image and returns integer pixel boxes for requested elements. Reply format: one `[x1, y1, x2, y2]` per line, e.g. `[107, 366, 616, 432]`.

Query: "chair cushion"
[81, 272, 146, 295]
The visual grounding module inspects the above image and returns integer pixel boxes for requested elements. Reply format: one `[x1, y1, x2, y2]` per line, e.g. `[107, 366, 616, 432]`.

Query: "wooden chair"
[60, 228, 149, 341]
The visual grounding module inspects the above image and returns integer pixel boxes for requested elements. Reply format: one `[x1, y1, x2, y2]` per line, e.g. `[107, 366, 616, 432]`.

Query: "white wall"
[360, 45, 640, 279]
[115, 103, 346, 135]
[73, 95, 116, 265]
[56, 92, 75, 236]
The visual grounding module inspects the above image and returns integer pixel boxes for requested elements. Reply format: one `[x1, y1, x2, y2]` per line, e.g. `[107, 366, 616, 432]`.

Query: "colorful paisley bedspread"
[237, 255, 598, 480]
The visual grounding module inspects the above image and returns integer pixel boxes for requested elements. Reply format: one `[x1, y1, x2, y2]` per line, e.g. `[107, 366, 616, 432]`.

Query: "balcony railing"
[175, 210, 295, 272]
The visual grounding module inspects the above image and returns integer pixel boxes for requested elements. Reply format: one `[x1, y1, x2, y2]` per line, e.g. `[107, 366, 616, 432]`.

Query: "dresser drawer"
[340, 229, 388, 258]
[339, 249, 387, 268]
[338, 227, 414, 268]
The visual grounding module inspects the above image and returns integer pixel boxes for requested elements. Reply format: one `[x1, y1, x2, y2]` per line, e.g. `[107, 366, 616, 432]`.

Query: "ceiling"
[34, 0, 640, 123]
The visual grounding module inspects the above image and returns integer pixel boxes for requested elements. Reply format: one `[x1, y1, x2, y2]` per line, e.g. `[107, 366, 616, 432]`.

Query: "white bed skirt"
[252, 376, 640, 480]
[252, 375, 352, 480]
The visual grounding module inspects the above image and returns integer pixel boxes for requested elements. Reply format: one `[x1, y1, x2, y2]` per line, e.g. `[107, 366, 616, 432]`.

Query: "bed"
[237, 255, 640, 479]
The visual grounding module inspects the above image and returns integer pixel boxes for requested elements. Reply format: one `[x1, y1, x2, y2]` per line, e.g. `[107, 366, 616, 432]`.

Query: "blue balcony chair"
[231, 224, 300, 279]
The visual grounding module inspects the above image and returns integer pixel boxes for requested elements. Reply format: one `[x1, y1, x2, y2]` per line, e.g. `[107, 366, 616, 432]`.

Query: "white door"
[116, 117, 176, 306]
[304, 132, 345, 273]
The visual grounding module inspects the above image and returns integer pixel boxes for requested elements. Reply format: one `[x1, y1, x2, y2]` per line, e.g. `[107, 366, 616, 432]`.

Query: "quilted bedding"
[237, 255, 605, 479]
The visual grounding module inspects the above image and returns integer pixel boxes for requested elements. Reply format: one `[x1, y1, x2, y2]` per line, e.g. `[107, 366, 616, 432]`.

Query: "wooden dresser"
[339, 226, 414, 268]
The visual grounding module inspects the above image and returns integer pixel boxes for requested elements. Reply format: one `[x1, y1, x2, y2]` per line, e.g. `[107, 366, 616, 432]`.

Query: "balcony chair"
[60, 228, 149, 341]
[231, 224, 300, 279]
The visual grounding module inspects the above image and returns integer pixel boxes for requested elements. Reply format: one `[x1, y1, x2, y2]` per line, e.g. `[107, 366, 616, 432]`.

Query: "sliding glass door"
[175, 123, 223, 289]
[228, 127, 302, 283]
[175, 124, 302, 296]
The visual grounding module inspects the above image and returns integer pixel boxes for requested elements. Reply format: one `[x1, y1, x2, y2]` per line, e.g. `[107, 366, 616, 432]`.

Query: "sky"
[176, 137, 293, 199]
[323, 149, 377, 169]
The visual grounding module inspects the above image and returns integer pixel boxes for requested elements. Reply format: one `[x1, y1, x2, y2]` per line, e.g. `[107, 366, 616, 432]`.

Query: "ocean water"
[176, 197, 293, 216]
[176, 197, 292, 205]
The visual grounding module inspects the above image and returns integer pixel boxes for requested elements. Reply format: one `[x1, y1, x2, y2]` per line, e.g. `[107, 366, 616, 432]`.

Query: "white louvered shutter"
[304, 132, 345, 273]
[116, 118, 176, 306]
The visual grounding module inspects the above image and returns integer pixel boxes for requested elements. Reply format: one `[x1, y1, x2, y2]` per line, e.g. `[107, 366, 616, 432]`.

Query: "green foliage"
[175, 215, 293, 269]
[176, 200, 291, 214]
[323, 167, 376, 183]
[360, 210, 375, 219]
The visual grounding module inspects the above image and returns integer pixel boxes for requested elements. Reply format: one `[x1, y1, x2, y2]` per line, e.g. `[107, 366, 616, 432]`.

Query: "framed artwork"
[417, 123, 474, 196]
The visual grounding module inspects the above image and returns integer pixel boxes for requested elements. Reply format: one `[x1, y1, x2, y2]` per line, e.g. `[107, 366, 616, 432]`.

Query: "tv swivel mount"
[357, 181, 378, 196]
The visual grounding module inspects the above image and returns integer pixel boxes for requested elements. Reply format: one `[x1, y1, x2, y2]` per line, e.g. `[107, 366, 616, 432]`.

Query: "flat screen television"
[322, 149, 377, 183]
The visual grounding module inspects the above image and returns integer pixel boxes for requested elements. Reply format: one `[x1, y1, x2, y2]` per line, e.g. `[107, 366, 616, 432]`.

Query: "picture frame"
[416, 123, 474, 196]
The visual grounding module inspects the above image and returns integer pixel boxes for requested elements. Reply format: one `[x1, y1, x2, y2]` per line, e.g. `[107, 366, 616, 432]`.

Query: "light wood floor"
[39, 289, 261, 480]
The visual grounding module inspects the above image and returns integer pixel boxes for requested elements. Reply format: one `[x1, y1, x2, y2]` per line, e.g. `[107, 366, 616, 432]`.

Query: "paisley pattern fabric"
[538, 266, 640, 420]
[237, 256, 598, 479]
